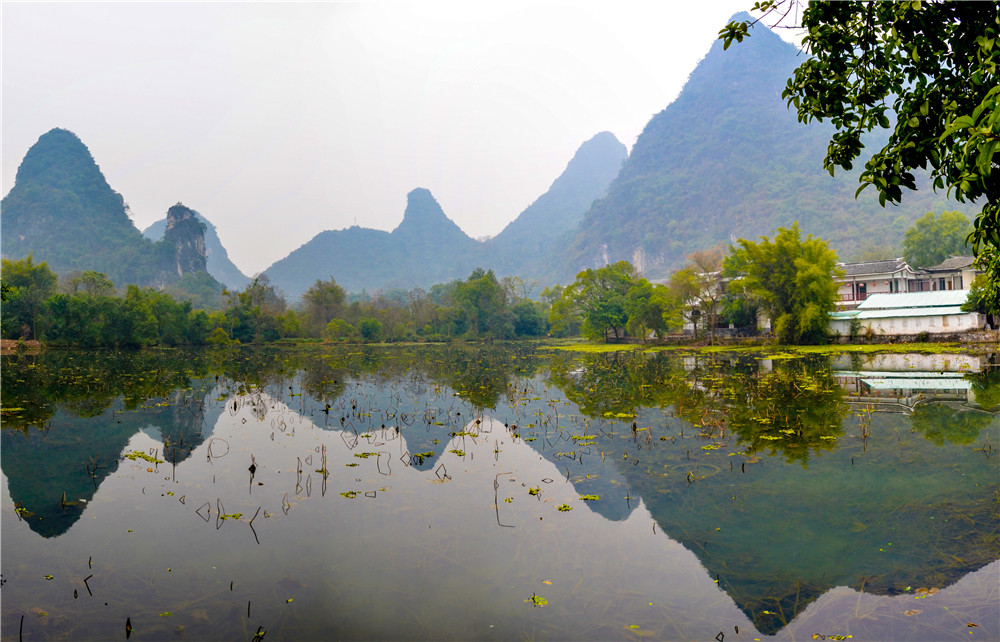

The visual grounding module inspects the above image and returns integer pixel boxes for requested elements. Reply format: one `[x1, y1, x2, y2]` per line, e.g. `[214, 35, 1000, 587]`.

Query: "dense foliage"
[722, 0, 998, 276]
[724, 223, 840, 344]
[550, 261, 680, 341]
[963, 246, 1000, 321]
[0, 257, 554, 347]
[902, 211, 973, 268]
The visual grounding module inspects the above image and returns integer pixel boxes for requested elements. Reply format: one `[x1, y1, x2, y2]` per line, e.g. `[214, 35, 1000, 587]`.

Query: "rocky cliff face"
[143, 210, 250, 290]
[162, 203, 208, 277]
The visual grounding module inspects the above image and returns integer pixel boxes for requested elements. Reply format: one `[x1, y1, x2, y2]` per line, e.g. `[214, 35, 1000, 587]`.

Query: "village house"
[672, 255, 984, 338]
[829, 289, 985, 337]
[834, 255, 980, 311]
[919, 255, 977, 292]
[835, 258, 923, 310]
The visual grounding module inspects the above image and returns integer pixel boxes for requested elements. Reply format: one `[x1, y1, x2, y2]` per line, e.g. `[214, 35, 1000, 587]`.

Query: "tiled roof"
[923, 255, 975, 271]
[838, 258, 908, 276]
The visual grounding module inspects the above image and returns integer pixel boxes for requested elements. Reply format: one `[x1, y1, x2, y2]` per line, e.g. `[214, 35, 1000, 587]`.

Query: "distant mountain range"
[265, 187, 480, 298]
[2, 15, 975, 298]
[264, 131, 627, 300]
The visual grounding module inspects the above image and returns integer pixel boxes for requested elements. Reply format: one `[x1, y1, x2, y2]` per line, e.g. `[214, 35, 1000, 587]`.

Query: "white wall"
[830, 312, 985, 337]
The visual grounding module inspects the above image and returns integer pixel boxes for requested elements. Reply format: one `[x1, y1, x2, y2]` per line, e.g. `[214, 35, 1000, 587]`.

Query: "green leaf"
[940, 115, 975, 140]
[976, 140, 997, 174]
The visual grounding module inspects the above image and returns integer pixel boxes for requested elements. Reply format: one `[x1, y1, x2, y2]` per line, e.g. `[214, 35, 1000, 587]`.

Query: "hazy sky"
[2, 2, 800, 276]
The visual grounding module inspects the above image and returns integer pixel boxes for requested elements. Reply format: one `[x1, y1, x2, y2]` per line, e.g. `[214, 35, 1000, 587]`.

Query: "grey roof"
[923, 255, 975, 272]
[857, 290, 971, 310]
[838, 258, 911, 277]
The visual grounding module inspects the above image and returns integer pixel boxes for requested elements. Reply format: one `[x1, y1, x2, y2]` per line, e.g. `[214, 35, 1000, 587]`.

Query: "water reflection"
[2, 346, 997, 640]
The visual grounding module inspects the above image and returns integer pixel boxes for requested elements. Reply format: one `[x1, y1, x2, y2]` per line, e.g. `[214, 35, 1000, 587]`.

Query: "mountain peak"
[14, 128, 112, 195]
[265, 187, 477, 297]
[392, 188, 470, 242]
[397, 188, 447, 227]
[568, 131, 626, 169]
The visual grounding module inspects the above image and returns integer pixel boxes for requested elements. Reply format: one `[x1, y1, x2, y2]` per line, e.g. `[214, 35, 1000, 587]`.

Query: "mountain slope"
[567, 15, 969, 280]
[1, 129, 163, 284]
[144, 211, 250, 290]
[1, 128, 210, 287]
[264, 188, 479, 300]
[262, 134, 627, 298]
[485, 131, 627, 280]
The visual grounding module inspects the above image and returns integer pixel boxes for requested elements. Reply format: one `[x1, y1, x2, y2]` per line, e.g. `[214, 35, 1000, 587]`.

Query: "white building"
[829, 290, 985, 337]
[836, 258, 924, 309]
[835, 256, 980, 311]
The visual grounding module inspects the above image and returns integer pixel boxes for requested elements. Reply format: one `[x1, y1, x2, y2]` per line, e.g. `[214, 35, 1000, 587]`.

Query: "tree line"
[0, 257, 555, 347]
[2, 220, 854, 347]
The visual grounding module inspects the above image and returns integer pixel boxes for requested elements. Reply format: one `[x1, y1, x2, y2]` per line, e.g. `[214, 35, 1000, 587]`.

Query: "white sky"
[2, 1, 800, 276]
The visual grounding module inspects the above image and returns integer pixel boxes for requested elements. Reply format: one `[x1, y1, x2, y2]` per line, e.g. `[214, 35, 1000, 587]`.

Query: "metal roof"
[834, 371, 973, 379]
[860, 377, 972, 391]
[853, 305, 969, 319]
[856, 290, 971, 310]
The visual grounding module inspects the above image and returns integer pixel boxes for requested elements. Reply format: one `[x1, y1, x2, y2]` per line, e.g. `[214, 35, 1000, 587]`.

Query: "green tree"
[721, 2, 999, 260]
[111, 286, 159, 347]
[452, 268, 512, 339]
[300, 277, 346, 337]
[552, 261, 642, 341]
[511, 299, 547, 337]
[358, 317, 382, 342]
[626, 279, 681, 341]
[669, 248, 725, 342]
[226, 275, 288, 343]
[1, 254, 58, 339]
[963, 245, 1000, 322]
[725, 223, 840, 344]
[902, 211, 973, 268]
[668, 268, 702, 337]
[324, 318, 353, 342]
[65, 270, 116, 297]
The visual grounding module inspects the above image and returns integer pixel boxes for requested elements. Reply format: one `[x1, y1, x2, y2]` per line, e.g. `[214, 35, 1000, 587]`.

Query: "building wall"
[830, 312, 985, 337]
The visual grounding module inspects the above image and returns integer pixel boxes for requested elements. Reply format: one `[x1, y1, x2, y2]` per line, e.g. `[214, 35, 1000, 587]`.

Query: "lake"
[2, 344, 998, 640]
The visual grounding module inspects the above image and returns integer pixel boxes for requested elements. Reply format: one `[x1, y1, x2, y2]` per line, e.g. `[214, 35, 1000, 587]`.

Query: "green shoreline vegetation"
[2, 247, 996, 351]
[10, 208, 995, 352]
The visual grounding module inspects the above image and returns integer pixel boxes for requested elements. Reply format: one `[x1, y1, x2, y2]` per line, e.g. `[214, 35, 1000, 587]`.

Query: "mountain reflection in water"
[2, 345, 997, 640]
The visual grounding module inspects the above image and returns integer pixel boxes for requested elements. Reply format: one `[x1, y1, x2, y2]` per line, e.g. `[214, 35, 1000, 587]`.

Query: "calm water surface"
[2, 345, 998, 640]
